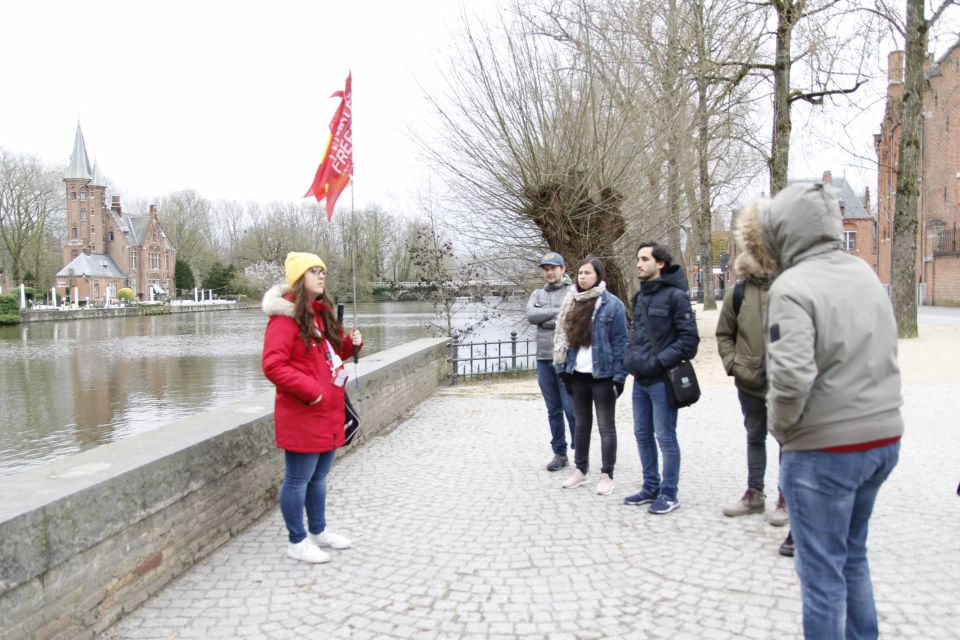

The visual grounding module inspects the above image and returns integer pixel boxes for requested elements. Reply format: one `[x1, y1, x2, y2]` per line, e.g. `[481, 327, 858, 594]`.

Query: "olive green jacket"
[715, 276, 770, 398]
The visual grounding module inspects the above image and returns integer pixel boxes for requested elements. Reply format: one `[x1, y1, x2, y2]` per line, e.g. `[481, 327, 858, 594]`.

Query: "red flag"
[305, 73, 353, 220]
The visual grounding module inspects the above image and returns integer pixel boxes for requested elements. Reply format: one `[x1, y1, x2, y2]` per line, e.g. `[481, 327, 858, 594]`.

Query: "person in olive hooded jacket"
[622, 241, 699, 515]
[716, 199, 789, 527]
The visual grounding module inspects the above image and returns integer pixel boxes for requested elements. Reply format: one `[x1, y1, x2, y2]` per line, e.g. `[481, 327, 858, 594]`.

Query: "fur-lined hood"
[262, 284, 295, 317]
[734, 182, 843, 277]
[733, 199, 777, 280]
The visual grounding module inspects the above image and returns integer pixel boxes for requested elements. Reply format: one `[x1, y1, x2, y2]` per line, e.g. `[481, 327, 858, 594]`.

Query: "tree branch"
[789, 78, 869, 104]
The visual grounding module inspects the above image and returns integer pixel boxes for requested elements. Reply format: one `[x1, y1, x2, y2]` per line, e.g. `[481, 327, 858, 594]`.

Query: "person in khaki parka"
[716, 200, 788, 528]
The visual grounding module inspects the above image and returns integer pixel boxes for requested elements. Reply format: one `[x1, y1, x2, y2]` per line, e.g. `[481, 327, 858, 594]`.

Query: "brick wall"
[877, 45, 960, 304]
[928, 255, 960, 306]
[0, 338, 450, 640]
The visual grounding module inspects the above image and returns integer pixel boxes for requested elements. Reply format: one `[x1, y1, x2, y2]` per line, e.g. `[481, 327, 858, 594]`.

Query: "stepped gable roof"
[56, 253, 125, 279]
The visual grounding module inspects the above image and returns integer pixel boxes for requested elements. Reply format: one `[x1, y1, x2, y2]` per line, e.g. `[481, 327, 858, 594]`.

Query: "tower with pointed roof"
[64, 125, 111, 260]
[57, 124, 177, 304]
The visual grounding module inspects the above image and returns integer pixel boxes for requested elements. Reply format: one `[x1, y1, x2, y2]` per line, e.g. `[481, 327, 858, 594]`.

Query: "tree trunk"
[891, 0, 926, 338]
[665, 0, 684, 263]
[769, 1, 798, 195]
[696, 75, 716, 310]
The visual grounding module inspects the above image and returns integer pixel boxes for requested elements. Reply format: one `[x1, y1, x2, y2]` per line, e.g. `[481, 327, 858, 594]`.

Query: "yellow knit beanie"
[284, 252, 327, 287]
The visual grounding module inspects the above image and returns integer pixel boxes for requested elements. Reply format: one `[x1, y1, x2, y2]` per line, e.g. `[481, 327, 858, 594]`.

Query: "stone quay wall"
[0, 337, 450, 640]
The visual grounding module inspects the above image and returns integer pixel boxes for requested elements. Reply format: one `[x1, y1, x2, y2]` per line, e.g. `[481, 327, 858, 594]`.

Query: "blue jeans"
[280, 450, 336, 544]
[780, 442, 900, 640]
[537, 360, 576, 455]
[632, 381, 680, 498]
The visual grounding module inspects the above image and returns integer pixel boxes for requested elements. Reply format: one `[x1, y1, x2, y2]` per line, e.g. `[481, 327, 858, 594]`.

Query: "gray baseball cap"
[538, 252, 565, 267]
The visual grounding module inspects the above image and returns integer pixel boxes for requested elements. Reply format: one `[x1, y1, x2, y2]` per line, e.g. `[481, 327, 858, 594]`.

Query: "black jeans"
[569, 372, 618, 477]
[738, 389, 768, 492]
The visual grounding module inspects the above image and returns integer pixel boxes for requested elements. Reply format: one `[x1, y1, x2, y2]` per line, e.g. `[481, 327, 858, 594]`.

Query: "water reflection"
[0, 299, 530, 476]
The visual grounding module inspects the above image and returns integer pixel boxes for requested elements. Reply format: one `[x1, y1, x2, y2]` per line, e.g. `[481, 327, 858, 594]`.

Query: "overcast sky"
[1, 1, 956, 215]
[1, 0, 468, 212]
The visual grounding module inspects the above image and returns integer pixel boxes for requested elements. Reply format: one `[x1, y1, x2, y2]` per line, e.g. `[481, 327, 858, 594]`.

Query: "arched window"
[72, 227, 78, 239]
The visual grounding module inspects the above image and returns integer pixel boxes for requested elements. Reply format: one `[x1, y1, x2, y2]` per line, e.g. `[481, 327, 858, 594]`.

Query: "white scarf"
[552, 281, 606, 366]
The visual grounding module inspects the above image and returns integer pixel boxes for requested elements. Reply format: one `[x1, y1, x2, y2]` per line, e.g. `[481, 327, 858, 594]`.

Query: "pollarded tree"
[422, 2, 648, 301]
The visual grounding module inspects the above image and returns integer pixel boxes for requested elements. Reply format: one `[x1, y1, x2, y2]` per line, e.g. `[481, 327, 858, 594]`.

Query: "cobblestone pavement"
[103, 319, 959, 639]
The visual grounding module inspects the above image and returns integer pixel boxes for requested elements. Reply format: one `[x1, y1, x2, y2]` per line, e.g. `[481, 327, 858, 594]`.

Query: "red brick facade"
[875, 46, 960, 305]
[59, 128, 176, 304]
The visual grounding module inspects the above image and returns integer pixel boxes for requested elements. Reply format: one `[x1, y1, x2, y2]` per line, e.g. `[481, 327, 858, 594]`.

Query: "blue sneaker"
[648, 495, 680, 514]
[623, 486, 658, 506]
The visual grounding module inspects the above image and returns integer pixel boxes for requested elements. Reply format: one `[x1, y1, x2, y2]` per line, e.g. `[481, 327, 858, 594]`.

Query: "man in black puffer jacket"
[622, 241, 699, 514]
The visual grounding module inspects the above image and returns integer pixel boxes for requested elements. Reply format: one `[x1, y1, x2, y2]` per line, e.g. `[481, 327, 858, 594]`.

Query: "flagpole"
[350, 179, 360, 389]
[350, 180, 358, 327]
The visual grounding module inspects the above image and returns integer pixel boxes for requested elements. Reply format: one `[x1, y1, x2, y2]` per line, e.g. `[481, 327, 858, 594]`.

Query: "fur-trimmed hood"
[733, 198, 777, 280]
[262, 284, 295, 317]
[734, 182, 843, 277]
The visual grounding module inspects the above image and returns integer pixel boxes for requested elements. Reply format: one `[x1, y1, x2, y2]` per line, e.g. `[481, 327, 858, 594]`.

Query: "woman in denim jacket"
[553, 256, 628, 496]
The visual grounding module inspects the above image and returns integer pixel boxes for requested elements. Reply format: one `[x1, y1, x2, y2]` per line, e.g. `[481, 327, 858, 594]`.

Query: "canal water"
[0, 300, 531, 477]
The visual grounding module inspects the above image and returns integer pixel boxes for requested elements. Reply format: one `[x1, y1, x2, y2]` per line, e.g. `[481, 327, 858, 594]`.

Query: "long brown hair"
[291, 277, 344, 352]
[565, 256, 605, 347]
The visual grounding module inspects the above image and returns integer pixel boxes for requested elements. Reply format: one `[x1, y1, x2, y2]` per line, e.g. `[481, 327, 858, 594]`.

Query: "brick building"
[56, 124, 176, 304]
[875, 47, 960, 305]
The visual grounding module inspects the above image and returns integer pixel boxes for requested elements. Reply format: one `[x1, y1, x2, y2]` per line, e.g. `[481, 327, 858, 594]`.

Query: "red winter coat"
[261, 285, 360, 453]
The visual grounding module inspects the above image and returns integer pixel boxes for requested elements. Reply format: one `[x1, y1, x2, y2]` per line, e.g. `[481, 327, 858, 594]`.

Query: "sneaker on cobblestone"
[310, 530, 352, 549]
[596, 473, 615, 495]
[287, 539, 330, 563]
[546, 454, 569, 472]
[778, 531, 795, 557]
[623, 486, 658, 506]
[561, 469, 589, 489]
[767, 493, 789, 527]
[648, 494, 680, 515]
[722, 488, 766, 517]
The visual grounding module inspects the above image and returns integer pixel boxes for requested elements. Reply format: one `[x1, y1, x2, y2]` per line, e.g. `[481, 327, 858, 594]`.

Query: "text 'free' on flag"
[304, 73, 353, 220]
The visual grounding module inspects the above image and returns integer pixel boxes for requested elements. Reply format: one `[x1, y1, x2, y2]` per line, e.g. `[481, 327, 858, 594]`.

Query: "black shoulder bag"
[639, 299, 701, 409]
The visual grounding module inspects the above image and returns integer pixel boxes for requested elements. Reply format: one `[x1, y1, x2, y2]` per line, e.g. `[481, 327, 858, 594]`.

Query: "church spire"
[65, 122, 93, 181]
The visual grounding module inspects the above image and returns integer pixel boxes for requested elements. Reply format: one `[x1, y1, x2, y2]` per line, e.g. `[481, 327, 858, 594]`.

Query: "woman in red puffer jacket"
[261, 252, 361, 564]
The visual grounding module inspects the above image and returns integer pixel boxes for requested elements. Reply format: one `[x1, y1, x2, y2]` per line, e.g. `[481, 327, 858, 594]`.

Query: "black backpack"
[732, 280, 747, 316]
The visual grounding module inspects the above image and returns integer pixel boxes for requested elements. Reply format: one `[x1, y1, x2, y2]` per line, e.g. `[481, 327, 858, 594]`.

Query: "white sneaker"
[562, 469, 589, 489]
[287, 539, 330, 564]
[310, 530, 352, 549]
[596, 473, 615, 496]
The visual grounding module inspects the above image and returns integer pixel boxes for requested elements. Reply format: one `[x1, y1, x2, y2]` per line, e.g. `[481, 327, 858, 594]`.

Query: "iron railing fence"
[930, 224, 959, 257]
[449, 332, 537, 384]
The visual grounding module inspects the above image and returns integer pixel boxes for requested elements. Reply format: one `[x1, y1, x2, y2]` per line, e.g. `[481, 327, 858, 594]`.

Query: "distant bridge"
[370, 280, 528, 300]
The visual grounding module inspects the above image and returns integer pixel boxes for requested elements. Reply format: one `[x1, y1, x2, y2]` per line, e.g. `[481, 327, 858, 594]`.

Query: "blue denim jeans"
[537, 360, 576, 455]
[632, 380, 680, 498]
[280, 450, 336, 544]
[780, 442, 900, 640]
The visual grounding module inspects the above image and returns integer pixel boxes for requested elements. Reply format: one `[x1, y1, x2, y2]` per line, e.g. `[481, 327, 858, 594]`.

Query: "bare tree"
[208, 199, 249, 264]
[158, 189, 214, 275]
[421, 2, 651, 301]
[0, 149, 64, 286]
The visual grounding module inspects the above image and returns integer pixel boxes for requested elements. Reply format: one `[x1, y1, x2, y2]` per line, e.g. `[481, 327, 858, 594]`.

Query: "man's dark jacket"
[623, 265, 700, 385]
